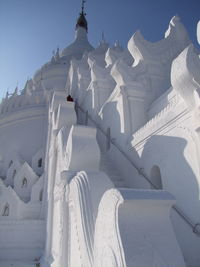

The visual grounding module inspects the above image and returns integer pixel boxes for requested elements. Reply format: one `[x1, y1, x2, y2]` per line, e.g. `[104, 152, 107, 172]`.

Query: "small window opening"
[150, 165, 163, 189]
[22, 177, 28, 188]
[38, 158, 42, 168]
[2, 203, 9, 216]
[12, 169, 17, 179]
[39, 189, 43, 202]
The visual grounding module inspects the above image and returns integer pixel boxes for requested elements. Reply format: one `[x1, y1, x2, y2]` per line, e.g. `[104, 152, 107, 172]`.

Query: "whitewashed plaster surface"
[0, 16, 200, 267]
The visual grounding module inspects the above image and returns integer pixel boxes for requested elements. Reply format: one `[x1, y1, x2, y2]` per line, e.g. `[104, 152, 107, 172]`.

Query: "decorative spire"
[114, 40, 123, 51]
[101, 32, 106, 43]
[81, 0, 86, 13]
[55, 47, 60, 61]
[76, 0, 88, 32]
[13, 86, 18, 96]
[99, 31, 109, 47]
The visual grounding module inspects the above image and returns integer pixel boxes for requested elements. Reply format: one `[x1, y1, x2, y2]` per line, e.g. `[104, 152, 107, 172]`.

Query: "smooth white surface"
[1, 16, 200, 267]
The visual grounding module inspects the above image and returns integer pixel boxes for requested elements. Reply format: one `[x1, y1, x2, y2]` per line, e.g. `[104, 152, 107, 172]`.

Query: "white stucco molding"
[68, 171, 113, 267]
[66, 125, 101, 171]
[111, 58, 146, 91]
[128, 16, 190, 67]
[85, 57, 115, 115]
[89, 57, 115, 88]
[171, 44, 200, 110]
[5, 158, 24, 187]
[68, 58, 79, 98]
[14, 162, 39, 202]
[94, 188, 186, 267]
[50, 91, 67, 112]
[105, 47, 123, 67]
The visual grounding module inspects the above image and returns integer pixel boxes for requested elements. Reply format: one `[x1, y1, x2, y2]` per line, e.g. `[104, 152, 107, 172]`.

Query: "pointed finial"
[55, 46, 60, 61]
[81, 0, 86, 14]
[114, 40, 119, 47]
[76, 0, 88, 32]
[113, 40, 123, 51]
[99, 31, 108, 47]
[14, 86, 18, 96]
[102, 31, 105, 43]
[6, 91, 9, 99]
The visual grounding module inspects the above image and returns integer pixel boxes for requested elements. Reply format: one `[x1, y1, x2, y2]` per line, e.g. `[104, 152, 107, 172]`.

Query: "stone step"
[113, 180, 127, 188]
[100, 154, 127, 188]
[100, 168, 122, 179]
[108, 176, 122, 182]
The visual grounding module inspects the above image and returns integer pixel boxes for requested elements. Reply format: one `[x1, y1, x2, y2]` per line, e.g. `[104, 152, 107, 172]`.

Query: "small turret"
[55, 47, 60, 61]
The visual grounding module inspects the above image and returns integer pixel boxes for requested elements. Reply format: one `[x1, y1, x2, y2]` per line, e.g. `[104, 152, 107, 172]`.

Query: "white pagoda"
[0, 2, 200, 267]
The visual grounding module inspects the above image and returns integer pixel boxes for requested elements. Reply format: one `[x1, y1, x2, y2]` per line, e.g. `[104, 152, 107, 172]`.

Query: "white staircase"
[100, 153, 127, 188]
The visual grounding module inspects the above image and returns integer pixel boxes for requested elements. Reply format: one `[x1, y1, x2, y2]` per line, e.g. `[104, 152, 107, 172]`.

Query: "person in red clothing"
[66, 95, 74, 102]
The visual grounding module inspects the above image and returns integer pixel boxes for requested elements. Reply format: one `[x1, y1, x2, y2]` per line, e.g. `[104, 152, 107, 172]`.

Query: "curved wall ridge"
[94, 189, 185, 267]
[68, 170, 113, 267]
[128, 16, 191, 67]
[171, 44, 200, 109]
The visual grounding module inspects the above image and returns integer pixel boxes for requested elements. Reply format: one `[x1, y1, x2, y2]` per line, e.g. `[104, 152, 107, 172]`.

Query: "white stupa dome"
[33, 11, 94, 91]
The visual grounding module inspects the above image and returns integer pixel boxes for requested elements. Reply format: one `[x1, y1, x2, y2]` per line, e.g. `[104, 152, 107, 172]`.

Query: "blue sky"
[0, 0, 199, 99]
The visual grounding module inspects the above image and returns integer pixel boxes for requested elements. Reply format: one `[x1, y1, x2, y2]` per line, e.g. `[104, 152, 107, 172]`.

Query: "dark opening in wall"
[22, 177, 28, 188]
[150, 165, 163, 189]
[38, 158, 42, 168]
[2, 203, 9, 216]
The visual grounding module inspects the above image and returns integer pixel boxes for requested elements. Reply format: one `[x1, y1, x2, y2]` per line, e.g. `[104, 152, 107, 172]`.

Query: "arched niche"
[38, 158, 42, 168]
[2, 203, 9, 216]
[150, 165, 163, 189]
[39, 189, 43, 202]
[12, 169, 17, 179]
[21, 177, 28, 188]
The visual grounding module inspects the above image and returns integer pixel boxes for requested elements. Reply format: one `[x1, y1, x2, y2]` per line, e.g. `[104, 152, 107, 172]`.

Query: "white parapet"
[94, 189, 186, 267]
[50, 91, 67, 112]
[53, 101, 77, 130]
[67, 171, 114, 267]
[66, 125, 101, 171]
[171, 44, 200, 110]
